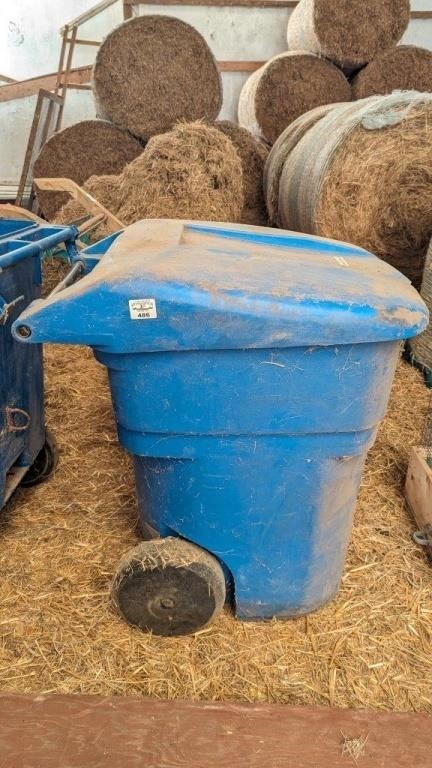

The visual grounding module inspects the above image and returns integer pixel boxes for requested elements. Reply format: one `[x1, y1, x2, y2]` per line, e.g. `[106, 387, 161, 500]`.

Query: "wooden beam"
[123, 0, 134, 17]
[219, 60, 264, 71]
[124, 0, 298, 6]
[55, 26, 78, 130]
[61, 0, 120, 32]
[406, 446, 432, 561]
[126, 0, 432, 13]
[64, 38, 101, 45]
[60, 83, 93, 90]
[0, 66, 92, 104]
[0, 695, 431, 767]
[0, 74, 17, 83]
[15, 90, 63, 207]
[33, 178, 124, 232]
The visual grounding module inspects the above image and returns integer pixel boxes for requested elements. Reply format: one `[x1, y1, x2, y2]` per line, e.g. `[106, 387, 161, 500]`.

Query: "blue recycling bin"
[0, 218, 79, 509]
[13, 219, 428, 635]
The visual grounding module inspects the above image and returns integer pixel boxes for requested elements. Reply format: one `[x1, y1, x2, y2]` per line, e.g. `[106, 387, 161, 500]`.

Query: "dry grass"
[317, 103, 432, 290]
[352, 45, 432, 100]
[116, 122, 244, 226]
[287, 0, 410, 69]
[92, 15, 222, 140]
[0, 331, 431, 708]
[341, 732, 369, 763]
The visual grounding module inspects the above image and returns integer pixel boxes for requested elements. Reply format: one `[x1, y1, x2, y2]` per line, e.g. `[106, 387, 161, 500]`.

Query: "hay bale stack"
[238, 52, 351, 145]
[92, 16, 222, 141]
[34, 120, 141, 220]
[352, 46, 432, 99]
[215, 121, 268, 225]
[287, 0, 410, 71]
[275, 92, 432, 289]
[116, 122, 243, 225]
[409, 239, 432, 377]
[264, 103, 338, 225]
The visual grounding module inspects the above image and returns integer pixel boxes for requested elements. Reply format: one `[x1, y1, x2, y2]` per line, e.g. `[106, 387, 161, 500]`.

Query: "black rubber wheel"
[21, 430, 59, 487]
[112, 537, 226, 636]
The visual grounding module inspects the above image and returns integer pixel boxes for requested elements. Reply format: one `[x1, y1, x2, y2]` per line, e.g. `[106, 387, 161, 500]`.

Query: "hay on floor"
[0, 318, 431, 710]
[352, 46, 432, 99]
[287, 0, 410, 70]
[33, 120, 142, 221]
[92, 16, 222, 140]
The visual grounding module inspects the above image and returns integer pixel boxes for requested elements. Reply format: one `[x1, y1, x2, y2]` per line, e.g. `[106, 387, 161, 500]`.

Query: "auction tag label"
[129, 298, 157, 320]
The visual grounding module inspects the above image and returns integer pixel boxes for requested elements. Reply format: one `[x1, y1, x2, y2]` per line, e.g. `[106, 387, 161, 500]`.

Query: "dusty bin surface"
[13, 220, 428, 629]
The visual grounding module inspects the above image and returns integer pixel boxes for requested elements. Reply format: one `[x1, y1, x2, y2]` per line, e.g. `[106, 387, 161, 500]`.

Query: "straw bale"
[92, 16, 222, 141]
[277, 93, 432, 289]
[352, 46, 432, 99]
[287, 0, 410, 70]
[317, 102, 432, 289]
[215, 121, 268, 226]
[238, 52, 351, 145]
[0, 337, 430, 711]
[116, 122, 243, 225]
[264, 103, 337, 225]
[33, 121, 142, 220]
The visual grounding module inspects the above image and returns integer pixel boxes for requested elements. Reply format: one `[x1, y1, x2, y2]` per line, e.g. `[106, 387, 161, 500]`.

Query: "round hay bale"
[92, 16, 222, 141]
[116, 121, 244, 225]
[287, 0, 410, 70]
[33, 120, 142, 221]
[264, 103, 338, 226]
[214, 120, 269, 226]
[352, 46, 432, 99]
[238, 52, 351, 145]
[277, 92, 432, 289]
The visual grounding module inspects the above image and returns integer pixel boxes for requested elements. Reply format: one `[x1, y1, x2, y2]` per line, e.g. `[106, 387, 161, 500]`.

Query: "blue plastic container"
[0, 217, 78, 508]
[13, 220, 428, 630]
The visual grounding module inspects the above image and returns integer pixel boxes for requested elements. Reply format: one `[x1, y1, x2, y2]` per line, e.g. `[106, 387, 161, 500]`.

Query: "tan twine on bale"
[287, 0, 410, 71]
[264, 103, 338, 226]
[238, 51, 351, 145]
[278, 92, 432, 287]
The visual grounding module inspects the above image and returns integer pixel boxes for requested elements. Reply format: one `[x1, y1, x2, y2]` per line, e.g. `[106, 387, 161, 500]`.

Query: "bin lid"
[15, 220, 428, 352]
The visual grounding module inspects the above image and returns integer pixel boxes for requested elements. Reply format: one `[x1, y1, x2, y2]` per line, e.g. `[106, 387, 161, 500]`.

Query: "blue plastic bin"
[13, 219, 428, 634]
[0, 217, 79, 508]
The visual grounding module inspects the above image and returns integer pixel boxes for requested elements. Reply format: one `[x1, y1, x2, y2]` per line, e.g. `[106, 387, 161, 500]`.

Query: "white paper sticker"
[129, 298, 157, 320]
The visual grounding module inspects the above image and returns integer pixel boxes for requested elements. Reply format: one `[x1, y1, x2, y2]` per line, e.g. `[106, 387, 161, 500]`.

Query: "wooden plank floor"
[0, 695, 431, 767]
